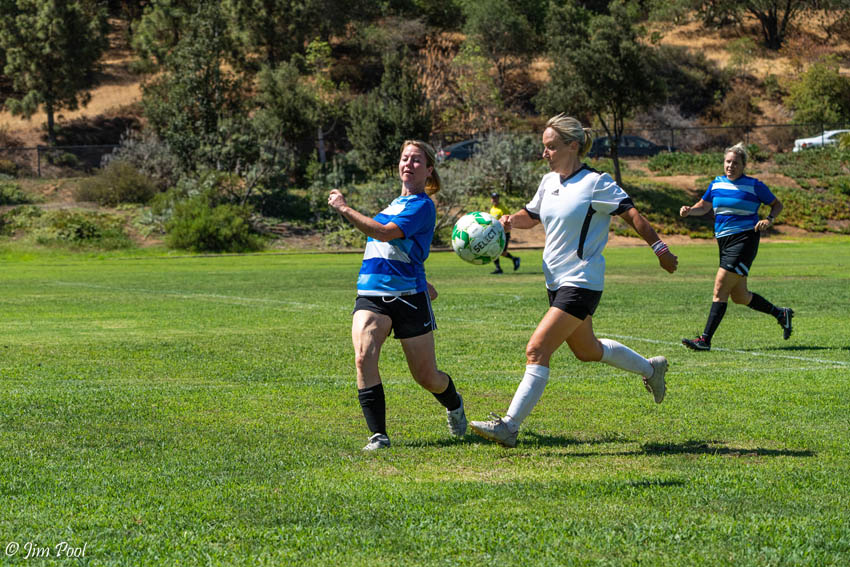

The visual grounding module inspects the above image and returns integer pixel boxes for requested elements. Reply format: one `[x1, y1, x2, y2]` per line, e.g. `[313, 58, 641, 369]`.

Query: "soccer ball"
[451, 211, 506, 265]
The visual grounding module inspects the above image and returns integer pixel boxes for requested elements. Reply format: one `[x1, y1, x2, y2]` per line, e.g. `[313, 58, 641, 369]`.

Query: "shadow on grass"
[640, 440, 815, 458]
[757, 345, 850, 353]
[407, 431, 632, 449]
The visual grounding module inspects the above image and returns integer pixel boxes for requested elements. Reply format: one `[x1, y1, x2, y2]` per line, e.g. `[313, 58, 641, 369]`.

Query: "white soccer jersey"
[525, 165, 634, 291]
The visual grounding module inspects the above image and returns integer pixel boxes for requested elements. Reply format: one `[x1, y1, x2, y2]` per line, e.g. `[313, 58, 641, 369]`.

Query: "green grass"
[1, 239, 849, 565]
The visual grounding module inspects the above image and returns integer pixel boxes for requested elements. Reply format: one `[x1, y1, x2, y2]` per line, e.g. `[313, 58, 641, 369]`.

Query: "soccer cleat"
[513, 257, 521, 271]
[470, 413, 518, 448]
[777, 307, 794, 340]
[682, 336, 711, 351]
[643, 356, 667, 404]
[362, 433, 390, 451]
[491, 268, 504, 274]
[446, 395, 468, 437]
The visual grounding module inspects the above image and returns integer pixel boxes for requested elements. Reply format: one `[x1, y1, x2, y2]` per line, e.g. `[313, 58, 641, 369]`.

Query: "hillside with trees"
[1, 0, 849, 252]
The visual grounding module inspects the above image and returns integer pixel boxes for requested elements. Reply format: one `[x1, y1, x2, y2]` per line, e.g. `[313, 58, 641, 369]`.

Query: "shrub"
[46, 151, 80, 168]
[165, 196, 263, 253]
[0, 180, 34, 205]
[0, 159, 18, 176]
[0, 206, 133, 249]
[75, 160, 158, 206]
[104, 130, 183, 190]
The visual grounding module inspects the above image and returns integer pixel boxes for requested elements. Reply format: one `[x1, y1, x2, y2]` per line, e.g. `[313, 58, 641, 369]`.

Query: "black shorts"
[547, 286, 603, 320]
[353, 292, 436, 339]
[718, 230, 760, 276]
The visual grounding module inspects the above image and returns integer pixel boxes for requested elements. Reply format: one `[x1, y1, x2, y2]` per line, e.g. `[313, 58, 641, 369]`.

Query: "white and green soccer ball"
[451, 211, 506, 265]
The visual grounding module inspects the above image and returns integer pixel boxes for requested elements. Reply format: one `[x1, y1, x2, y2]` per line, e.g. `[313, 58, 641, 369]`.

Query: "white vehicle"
[792, 129, 850, 152]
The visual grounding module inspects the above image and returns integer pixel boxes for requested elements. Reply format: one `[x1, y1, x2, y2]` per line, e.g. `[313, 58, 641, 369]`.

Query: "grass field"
[1, 238, 849, 566]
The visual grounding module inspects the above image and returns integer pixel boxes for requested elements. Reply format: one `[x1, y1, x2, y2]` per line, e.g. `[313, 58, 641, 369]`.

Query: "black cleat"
[778, 307, 794, 340]
[682, 336, 711, 351]
[513, 257, 521, 271]
[491, 268, 503, 274]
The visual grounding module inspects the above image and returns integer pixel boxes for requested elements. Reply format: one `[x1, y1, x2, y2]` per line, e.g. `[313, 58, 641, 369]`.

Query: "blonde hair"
[545, 113, 594, 158]
[401, 139, 441, 195]
[725, 142, 748, 167]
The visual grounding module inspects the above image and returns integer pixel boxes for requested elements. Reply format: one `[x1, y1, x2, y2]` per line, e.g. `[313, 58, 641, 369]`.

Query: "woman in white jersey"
[328, 140, 467, 451]
[470, 114, 678, 448]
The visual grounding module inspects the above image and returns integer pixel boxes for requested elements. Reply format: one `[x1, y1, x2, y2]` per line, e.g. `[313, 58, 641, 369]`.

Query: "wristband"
[767, 215, 775, 222]
[650, 240, 669, 258]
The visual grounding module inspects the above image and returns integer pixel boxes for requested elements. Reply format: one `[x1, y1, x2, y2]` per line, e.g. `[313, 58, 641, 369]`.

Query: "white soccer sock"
[503, 365, 550, 432]
[599, 338, 653, 377]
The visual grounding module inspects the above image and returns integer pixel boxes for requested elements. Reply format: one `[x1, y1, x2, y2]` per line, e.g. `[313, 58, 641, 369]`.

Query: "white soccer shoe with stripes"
[643, 356, 668, 404]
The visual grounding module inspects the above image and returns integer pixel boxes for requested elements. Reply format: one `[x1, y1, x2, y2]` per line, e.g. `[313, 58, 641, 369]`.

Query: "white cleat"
[362, 433, 390, 451]
[446, 395, 468, 437]
[470, 413, 518, 448]
[643, 356, 667, 404]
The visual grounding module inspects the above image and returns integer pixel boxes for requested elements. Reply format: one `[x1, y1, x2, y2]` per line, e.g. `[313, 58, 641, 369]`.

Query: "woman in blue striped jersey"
[680, 142, 793, 351]
[328, 140, 467, 451]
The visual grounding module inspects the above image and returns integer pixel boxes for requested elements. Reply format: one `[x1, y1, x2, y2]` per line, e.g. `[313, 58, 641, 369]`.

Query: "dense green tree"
[131, 0, 199, 67]
[221, 0, 379, 70]
[0, 0, 109, 144]
[536, 0, 664, 184]
[786, 56, 850, 126]
[141, 3, 246, 172]
[347, 50, 432, 175]
[461, 0, 538, 99]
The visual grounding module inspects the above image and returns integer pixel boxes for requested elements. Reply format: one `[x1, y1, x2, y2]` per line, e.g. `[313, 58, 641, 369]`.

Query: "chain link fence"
[622, 123, 850, 154]
[0, 123, 848, 179]
[0, 144, 117, 178]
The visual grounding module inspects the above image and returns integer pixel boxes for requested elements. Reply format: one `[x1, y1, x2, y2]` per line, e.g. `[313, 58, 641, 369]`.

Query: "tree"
[745, 0, 811, 50]
[221, 0, 379, 70]
[131, 0, 199, 67]
[141, 3, 246, 173]
[0, 0, 109, 144]
[656, 0, 818, 50]
[461, 0, 538, 102]
[347, 50, 432, 175]
[535, 0, 665, 184]
[785, 56, 850, 126]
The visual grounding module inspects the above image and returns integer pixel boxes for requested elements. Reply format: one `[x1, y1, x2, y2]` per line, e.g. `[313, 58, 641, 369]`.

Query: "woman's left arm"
[755, 197, 783, 232]
[620, 207, 678, 273]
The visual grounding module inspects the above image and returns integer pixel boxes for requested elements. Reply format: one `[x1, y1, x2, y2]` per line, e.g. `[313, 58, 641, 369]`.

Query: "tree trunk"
[46, 101, 56, 146]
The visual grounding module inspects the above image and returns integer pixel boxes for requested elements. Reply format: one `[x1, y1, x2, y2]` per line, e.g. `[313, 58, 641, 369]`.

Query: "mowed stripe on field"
[52, 281, 321, 309]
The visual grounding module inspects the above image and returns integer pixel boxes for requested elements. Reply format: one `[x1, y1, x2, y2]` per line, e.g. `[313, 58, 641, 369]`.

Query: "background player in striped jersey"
[679, 142, 793, 351]
[469, 114, 678, 448]
[328, 140, 467, 451]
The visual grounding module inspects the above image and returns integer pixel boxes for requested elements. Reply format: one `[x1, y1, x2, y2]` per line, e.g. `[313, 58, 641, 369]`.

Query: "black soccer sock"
[702, 301, 728, 343]
[493, 258, 501, 270]
[432, 373, 461, 411]
[748, 292, 780, 318]
[504, 253, 515, 260]
[358, 383, 387, 435]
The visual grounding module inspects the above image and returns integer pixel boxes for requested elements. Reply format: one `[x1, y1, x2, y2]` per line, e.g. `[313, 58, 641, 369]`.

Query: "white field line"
[52, 281, 320, 309]
[443, 317, 848, 369]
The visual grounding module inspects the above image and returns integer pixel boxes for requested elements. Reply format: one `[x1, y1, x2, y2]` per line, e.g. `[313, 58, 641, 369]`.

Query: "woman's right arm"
[679, 199, 712, 218]
[502, 208, 539, 231]
[328, 189, 404, 241]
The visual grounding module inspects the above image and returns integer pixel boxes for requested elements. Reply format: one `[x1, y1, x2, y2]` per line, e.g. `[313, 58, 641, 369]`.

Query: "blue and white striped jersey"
[702, 175, 776, 238]
[356, 192, 435, 296]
